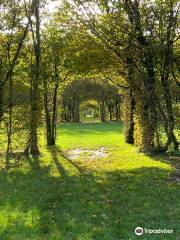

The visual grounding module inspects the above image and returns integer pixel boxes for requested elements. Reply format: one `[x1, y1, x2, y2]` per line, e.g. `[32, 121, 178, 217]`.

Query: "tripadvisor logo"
[135, 227, 143, 236]
[135, 226, 174, 236]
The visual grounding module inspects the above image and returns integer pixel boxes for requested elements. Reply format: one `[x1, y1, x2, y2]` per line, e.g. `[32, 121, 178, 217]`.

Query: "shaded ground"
[0, 122, 179, 240]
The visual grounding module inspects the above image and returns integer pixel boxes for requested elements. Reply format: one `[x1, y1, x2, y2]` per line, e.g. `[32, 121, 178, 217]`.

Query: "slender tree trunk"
[6, 75, 13, 168]
[125, 90, 135, 144]
[0, 80, 3, 124]
[144, 49, 157, 145]
[115, 100, 120, 121]
[44, 88, 52, 145]
[100, 100, 106, 122]
[100, 92, 106, 122]
[107, 100, 114, 121]
[44, 85, 59, 146]
[0, 60, 2, 124]
[161, 62, 178, 150]
[26, 0, 41, 155]
[30, 74, 39, 155]
[72, 95, 80, 122]
[50, 83, 59, 145]
[43, 56, 60, 146]
[109, 109, 113, 121]
[125, 56, 135, 144]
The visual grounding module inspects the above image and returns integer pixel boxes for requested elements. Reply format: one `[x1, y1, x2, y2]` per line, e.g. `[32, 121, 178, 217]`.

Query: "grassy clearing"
[0, 122, 180, 240]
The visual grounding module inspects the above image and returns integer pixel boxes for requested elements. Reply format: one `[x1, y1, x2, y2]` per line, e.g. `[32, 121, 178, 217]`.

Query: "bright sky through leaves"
[46, 0, 61, 13]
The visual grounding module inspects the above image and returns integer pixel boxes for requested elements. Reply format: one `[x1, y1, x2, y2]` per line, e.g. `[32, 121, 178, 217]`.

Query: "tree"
[24, 0, 41, 155]
[68, 0, 179, 152]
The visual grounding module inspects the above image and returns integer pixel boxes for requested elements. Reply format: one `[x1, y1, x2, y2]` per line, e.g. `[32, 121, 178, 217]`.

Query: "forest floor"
[0, 122, 180, 240]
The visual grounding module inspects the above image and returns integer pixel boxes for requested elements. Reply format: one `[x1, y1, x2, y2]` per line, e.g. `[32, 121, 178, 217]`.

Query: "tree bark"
[44, 87, 52, 145]
[125, 90, 135, 144]
[100, 91, 106, 122]
[0, 80, 3, 124]
[106, 100, 114, 121]
[161, 60, 178, 150]
[44, 83, 59, 146]
[160, 4, 178, 150]
[26, 0, 41, 155]
[72, 95, 80, 122]
[115, 100, 120, 121]
[0, 12, 30, 124]
[50, 83, 58, 145]
[124, 0, 157, 151]
[6, 75, 13, 168]
[124, 55, 135, 145]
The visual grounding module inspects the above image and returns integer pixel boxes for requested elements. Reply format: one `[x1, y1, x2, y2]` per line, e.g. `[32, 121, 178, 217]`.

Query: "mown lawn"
[0, 122, 180, 240]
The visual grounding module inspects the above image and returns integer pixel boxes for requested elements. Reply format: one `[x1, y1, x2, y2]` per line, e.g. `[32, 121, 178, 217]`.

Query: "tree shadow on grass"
[0, 151, 179, 240]
[54, 146, 86, 174]
[48, 147, 67, 177]
[26, 154, 41, 171]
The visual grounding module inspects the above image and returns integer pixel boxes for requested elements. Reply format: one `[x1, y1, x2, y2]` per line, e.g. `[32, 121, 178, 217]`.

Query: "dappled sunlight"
[110, 153, 173, 172]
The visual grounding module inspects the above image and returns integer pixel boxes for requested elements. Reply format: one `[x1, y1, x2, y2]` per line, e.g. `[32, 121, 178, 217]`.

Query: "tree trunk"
[160, 7, 178, 150]
[44, 89, 52, 146]
[50, 83, 58, 145]
[125, 56, 135, 145]
[125, 90, 135, 144]
[44, 85, 59, 146]
[43, 64, 59, 145]
[115, 100, 120, 121]
[161, 62, 178, 150]
[0, 81, 3, 124]
[6, 75, 13, 168]
[124, 0, 157, 151]
[0, 13, 30, 124]
[107, 100, 114, 121]
[109, 109, 113, 121]
[143, 50, 157, 150]
[100, 100, 106, 122]
[72, 95, 80, 122]
[100, 92, 106, 122]
[26, 0, 40, 155]
[29, 76, 39, 155]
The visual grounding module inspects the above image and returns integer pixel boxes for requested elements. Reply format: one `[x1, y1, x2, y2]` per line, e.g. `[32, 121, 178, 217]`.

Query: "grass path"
[0, 122, 179, 240]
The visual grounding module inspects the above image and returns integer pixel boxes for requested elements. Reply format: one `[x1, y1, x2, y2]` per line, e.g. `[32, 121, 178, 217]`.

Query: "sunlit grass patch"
[0, 122, 179, 240]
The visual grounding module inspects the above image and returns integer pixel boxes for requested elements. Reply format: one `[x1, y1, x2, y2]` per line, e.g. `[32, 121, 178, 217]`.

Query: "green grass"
[0, 122, 180, 240]
[57, 122, 124, 150]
